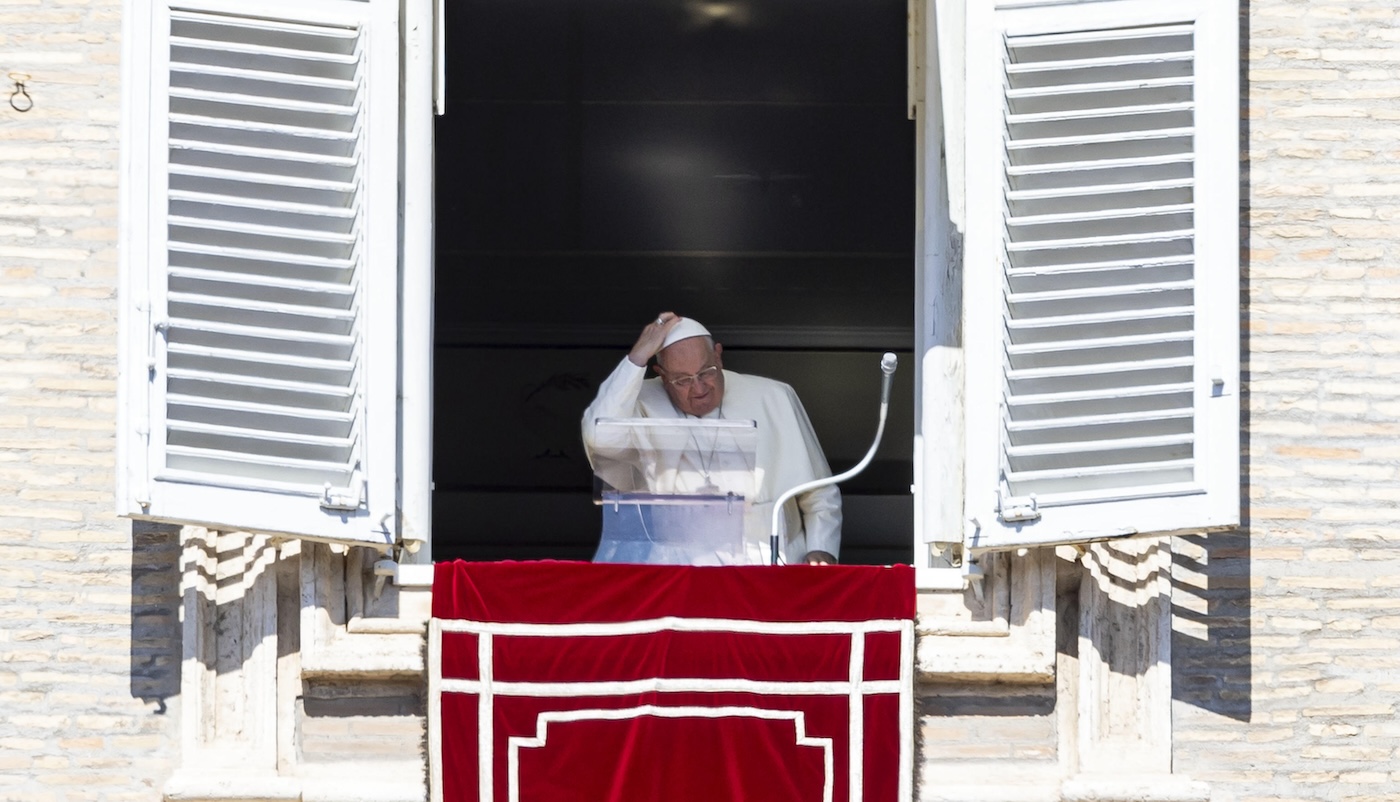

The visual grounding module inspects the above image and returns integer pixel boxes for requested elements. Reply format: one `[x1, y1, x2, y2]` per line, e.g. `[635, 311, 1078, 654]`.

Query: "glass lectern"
[589, 418, 759, 565]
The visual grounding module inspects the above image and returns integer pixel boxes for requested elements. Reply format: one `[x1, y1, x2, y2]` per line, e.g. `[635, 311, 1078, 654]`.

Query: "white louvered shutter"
[118, 0, 400, 545]
[962, 0, 1238, 551]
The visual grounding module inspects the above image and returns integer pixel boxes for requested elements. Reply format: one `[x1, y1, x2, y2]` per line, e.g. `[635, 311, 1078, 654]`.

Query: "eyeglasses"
[665, 365, 720, 389]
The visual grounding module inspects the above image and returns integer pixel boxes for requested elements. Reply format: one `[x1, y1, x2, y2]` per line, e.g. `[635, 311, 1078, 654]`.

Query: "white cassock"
[582, 357, 842, 564]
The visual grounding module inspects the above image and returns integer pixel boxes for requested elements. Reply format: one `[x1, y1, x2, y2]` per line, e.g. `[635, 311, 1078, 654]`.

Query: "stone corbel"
[1058, 537, 1208, 802]
[298, 542, 429, 679]
[916, 549, 1058, 681]
[164, 528, 299, 801]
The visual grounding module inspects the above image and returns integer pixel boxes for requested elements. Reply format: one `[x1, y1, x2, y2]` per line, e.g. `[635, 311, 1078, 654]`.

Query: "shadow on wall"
[1168, 0, 1253, 724]
[1172, 531, 1251, 723]
[129, 520, 183, 714]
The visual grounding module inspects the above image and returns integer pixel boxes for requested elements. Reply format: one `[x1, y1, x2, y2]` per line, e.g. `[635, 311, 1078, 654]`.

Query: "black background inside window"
[433, 0, 916, 564]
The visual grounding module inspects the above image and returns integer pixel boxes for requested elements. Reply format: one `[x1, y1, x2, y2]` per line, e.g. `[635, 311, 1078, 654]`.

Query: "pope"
[581, 312, 841, 564]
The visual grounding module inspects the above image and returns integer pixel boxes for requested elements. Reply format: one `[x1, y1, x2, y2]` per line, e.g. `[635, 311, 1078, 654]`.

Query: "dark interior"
[432, 0, 916, 564]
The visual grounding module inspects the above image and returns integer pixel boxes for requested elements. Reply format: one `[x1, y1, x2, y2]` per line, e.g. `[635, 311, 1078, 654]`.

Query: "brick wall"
[920, 682, 1059, 763]
[0, 2, 182, 800]
[1171, 2, 1400, 800]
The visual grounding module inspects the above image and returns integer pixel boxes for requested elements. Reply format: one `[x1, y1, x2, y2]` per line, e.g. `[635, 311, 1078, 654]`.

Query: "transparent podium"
[589, 418, 761, 566]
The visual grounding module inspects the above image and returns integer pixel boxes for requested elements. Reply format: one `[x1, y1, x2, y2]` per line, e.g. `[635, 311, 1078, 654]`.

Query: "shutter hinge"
[996, 489, 1041, 524]
[320, 470, 365, 512]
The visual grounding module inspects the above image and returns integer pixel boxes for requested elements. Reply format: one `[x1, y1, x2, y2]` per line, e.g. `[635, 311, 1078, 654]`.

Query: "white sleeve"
[783, 383, 843, 561]
[581, 357, 648, 461]
[797, 484, 842, 560]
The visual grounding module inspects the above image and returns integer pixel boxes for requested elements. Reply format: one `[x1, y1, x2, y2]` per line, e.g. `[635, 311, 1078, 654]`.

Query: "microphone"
[879, 352, 897, 405]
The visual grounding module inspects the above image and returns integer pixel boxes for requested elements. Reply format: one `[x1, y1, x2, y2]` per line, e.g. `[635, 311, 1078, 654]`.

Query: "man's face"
[656, 337, 725, 417]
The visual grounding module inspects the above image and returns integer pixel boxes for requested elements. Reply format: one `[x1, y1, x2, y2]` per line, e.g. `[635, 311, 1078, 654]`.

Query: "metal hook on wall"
[9, 73, 33, 113]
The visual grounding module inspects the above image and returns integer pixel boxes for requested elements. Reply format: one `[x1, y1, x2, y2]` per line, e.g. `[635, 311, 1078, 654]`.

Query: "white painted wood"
[962, 0, 1239, 551]
[402, 0, 436, 560]
[119, 0, 403, 546]
[434, 0, 446, 114]
[933, 0, 965, 227]
[913, 0, 965, 567]
[117, 0, 155, 516]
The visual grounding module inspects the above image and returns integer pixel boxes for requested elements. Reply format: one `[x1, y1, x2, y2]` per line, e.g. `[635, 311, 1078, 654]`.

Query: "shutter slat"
[1006, 52, 1192, 74]
[169, 137, 357, 168]
[1007, 407, 1192, 434]
[1001, 459, 1195, 490]
[164, 448, 355, 485]
[1013, 328, 1187, 356]
[1008, 279, 1193, 305]
[1009, 153, 1193, 177]
[169, 242, 355, 273]
[1007, 256, 1192, 278]
[169, 86, 360, 119]
[1006, 306, 1192, 332]
[1008, 355, 1193, 382]
[1006, 229, 1194, 254]
[1006, 126, 1194, 152]
[168, 393, 355, 426]
[167, 317, 357, 352]
[1002, 459, 1194, 484]
[1006, 100, 1194, 126]
[170, 9, 361, 40]
[1007, 432, 1193, 459]
[168, 291, 357, 333]
[1009, 203, 1194, 227]
[167, 346, 354, 391]
[168, 215, 358, 246]
[169, 113, 358, 144]
[169, 190, 357, 220]
[1008, 178, 1194, 202]
[169, 266, 354, 295]
[1006, 24, 1195, 48]
[167, 367, 355, 399]
[168, 60, 359, 92]
[167, 345, 351, 376]
[169, 162, 357, 192]
[168, 419, 355, 451]
[1007, 382, 1195, 409]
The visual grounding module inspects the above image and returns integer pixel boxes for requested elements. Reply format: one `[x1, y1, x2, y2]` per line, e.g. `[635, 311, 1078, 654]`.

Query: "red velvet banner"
[430, 561, 915, 802]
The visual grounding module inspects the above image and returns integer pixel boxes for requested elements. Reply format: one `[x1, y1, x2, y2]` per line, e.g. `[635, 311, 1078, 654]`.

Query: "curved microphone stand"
[769, 353, 898, 565]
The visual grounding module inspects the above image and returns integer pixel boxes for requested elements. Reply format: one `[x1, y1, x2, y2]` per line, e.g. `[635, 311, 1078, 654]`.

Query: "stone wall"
[0, 1, 184, 800]
[1171, 2, 1400, 800]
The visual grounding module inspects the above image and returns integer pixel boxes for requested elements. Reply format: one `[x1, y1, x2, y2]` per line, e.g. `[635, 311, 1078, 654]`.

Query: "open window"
[118, 0, 1235, 566]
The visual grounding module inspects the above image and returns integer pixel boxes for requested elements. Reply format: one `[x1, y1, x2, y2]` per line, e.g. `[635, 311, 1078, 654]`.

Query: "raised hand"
[628, 312, 683, 367]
